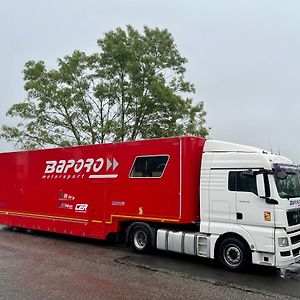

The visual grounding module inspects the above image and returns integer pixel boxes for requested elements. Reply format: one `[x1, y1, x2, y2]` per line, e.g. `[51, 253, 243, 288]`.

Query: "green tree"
[1, 26, 208, 149]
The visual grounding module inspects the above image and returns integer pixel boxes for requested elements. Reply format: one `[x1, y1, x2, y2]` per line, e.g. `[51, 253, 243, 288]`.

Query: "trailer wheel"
[217, 236, 251, 272]
[130, 225, 152, 253]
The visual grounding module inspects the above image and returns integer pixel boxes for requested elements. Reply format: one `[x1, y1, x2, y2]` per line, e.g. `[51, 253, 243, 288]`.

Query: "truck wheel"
[130, 226, 152, 253]
[217, 237, 251, 272]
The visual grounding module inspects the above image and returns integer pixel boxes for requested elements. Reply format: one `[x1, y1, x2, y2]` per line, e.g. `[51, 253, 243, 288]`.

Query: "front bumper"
[275, 227, 300, 268]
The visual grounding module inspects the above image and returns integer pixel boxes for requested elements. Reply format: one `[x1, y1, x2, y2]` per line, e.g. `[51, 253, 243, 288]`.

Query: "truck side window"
[228, 171, 258, 195]
[130, 156, 169, 178]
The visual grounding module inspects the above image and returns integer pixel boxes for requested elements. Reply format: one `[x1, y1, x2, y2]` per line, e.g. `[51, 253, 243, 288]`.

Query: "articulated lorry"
[0, 136, 300, 271]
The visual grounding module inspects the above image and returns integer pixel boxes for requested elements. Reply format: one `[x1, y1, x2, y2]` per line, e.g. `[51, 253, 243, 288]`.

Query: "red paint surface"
[0, 136, 206, 239]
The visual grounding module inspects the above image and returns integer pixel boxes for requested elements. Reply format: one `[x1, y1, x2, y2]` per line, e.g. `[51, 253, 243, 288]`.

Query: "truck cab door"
[232, 171, 275, 253]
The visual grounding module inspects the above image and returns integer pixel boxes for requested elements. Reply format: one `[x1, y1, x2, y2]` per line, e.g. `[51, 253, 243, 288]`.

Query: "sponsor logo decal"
[42, 157, 119, 180]
[264, 211, 271, 222]
[58, 203, 74, 210]
[75, 204, 88, 212]
[112, 201, 125, 206]
[59, 192, 75, 200]
[290, 200, 300, 207]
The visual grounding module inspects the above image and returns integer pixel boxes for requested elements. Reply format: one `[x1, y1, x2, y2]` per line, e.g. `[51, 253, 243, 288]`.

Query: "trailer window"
[228, 171, 258, 195]
[130, 156, 169, 178]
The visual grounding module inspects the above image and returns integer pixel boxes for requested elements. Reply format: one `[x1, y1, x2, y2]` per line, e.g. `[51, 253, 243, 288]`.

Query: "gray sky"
[1, 0, 300, 162]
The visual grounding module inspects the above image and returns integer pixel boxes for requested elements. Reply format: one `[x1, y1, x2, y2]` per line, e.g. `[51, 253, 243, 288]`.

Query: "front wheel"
[217, 237, 251, 272]
[130, 226, 152, 253]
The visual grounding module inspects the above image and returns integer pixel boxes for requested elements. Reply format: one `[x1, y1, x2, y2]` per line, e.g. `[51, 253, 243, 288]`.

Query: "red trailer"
[2, 135, 300, 271]
[0, 136, 205, 249]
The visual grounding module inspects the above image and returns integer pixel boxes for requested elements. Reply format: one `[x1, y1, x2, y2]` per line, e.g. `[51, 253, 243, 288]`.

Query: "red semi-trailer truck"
[1, 136, 300, 271]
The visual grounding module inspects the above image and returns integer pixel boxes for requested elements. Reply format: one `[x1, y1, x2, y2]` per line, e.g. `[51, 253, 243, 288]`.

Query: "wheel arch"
[214, 232, 253, 262]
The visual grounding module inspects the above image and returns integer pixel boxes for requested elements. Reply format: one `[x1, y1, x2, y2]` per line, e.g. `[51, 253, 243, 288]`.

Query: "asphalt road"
[0, 226, 299, 300]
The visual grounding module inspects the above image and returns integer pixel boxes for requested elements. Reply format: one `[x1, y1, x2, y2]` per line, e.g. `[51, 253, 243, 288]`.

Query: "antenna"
[277, 141, 281, 155]
[268, 140, 273, 154]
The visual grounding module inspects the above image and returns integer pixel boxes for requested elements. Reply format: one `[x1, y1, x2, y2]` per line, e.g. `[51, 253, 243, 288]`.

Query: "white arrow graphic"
[89, 157, 119, 179]
[106, 158, 112, 171]
[113, 158, 119, 171]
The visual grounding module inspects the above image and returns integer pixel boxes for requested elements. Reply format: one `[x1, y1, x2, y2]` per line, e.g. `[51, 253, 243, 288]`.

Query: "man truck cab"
[199, 140, 300, 270]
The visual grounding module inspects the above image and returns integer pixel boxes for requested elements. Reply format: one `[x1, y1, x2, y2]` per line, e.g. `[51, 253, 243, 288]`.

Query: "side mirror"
[256, 174, 266, 198]
[276, 171, 287, 180]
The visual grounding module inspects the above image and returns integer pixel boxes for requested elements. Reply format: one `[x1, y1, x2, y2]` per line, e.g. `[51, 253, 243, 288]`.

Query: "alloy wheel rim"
[224, 244, 242, 267]
[134, 230, 147, 249]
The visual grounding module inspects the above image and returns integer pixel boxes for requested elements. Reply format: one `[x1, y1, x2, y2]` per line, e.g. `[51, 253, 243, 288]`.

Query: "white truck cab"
[199, 140, 300, 271]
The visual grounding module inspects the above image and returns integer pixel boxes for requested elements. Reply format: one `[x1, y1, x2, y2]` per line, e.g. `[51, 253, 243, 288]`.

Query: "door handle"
[236, 213, 243, 220]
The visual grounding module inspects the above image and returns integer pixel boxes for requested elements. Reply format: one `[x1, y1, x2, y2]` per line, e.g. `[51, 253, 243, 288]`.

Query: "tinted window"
[228, 171, 257, 195]
[130, 156, 168, 178]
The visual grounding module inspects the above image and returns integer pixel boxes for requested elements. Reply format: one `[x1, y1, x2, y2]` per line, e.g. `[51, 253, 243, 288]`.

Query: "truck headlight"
[278, 237, 289, 247]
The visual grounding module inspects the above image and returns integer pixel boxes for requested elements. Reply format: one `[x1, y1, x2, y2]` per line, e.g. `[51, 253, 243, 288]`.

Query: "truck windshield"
[274, 164, 300, 199]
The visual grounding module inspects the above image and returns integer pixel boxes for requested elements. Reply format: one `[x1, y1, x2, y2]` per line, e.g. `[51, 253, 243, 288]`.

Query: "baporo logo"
[42, 157, 119, 180]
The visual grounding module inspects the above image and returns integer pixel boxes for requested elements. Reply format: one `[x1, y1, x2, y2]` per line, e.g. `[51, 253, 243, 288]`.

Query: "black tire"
[130, 225, 152, 253]
[217, 237, 251, 272]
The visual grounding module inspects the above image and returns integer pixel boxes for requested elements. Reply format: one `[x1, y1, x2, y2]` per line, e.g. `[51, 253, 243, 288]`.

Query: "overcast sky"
[1, 0, 300, 162]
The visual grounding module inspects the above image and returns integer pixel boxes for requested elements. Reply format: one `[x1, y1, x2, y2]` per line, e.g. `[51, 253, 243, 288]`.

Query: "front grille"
[287, 209, 300, 226]
[291, 234, 300, 245]
[292, 247, 300, 257]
